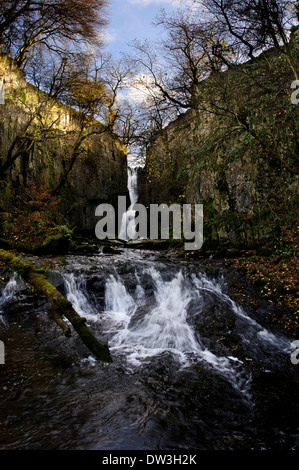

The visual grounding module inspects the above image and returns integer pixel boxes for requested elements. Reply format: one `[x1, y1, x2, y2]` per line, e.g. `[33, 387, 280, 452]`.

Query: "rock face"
[62, 133, 128, 231]
[140, 46, 299, 251]
[0, 52, 128, 232]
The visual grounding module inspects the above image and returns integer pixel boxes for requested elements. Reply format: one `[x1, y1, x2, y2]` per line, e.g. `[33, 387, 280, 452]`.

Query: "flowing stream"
[0, 248, 298, 450]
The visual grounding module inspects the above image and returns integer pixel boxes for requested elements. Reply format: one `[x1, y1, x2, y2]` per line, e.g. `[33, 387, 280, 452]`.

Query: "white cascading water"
[190, 273, 292, 354]
[103, 267, 252, 398]
[63, 273, 102, 323]
[62, 265, 293, 398]
[118, 165, 140, 241]
[128, 166, 139, 206]
[0, 276, 19, 325]
[104, 269, 195, 363]
[0, 264, 293, 401]
[61, 265, 294, 399]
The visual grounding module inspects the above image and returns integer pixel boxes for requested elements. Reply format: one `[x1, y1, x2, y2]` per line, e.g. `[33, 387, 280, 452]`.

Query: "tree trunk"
[0, 249, 112, 363]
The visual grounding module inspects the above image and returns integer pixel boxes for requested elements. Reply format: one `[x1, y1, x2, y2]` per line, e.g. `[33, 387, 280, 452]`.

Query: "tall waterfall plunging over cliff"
[118, 160, 142, 241]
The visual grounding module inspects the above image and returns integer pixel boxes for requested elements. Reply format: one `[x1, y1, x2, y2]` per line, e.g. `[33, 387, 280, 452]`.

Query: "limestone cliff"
[140, 44, 299, 251]
[0, 52, 128, 232]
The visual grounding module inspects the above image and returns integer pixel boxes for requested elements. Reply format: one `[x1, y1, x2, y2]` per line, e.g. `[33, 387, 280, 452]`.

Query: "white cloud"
[119, 73, 162, 105]
[104, 29, 118, 43]
[128, 0, 201, 10]
[129, 0, 180, 6]
[121, 75, 151, 103]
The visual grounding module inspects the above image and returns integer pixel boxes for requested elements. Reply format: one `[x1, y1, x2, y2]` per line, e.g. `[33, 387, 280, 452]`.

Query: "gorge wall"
[140, 42, 299, 252]
[0, 52, 128, 233]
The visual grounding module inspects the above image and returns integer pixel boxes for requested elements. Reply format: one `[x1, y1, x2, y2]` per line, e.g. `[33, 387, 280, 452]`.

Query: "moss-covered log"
[0, 249, 112, 363]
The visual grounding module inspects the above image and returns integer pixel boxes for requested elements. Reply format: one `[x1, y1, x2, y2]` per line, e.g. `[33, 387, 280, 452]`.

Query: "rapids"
[0, 249, 298, 450]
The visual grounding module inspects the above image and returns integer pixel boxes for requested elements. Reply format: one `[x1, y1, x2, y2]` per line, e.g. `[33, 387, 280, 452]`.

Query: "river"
[0, 247, 298, 450]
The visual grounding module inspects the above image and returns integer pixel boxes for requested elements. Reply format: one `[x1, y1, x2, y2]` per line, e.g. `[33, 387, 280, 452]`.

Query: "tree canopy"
[0, 0, 108, 67]
[201, 0, 299, 78]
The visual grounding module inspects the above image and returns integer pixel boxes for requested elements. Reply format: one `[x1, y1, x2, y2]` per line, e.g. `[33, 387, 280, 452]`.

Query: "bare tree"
[129, 6, 232, 115]
[97, 53, 135, 131]
[201, 0, 299, 79]
[0, 0, 109, 68]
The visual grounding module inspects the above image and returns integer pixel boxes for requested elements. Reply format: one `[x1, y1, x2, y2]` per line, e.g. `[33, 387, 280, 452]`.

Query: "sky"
[104, 0, 183, 57]
[102, 0, 198, 159]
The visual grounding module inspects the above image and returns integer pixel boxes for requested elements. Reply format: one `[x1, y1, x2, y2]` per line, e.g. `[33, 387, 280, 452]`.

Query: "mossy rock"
[70, 243, 98, 254]
[37, 232, 71, 255]
[101, 245, 121, 254]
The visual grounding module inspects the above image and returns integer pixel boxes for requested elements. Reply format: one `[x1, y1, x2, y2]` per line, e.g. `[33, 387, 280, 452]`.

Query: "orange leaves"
[232, 224, 299, 334]
[1, 182, 64, 250]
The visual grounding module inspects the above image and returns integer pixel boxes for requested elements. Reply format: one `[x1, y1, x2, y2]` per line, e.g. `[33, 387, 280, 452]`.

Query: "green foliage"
[282, 243, 296, 260]
[175, 166, 188, 180]
[227, 143, 246, 161]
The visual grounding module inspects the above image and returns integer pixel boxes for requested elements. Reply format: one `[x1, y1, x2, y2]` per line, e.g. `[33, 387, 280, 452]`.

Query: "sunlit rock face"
[0, 52, 128, 232]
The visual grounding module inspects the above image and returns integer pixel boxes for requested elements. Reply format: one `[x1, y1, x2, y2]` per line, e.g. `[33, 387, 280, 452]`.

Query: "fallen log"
[0, 249, 112, 363]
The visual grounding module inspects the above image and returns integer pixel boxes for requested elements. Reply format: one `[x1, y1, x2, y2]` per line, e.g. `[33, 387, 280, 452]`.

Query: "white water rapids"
[0, 252, 297, 450]
[60, 265, 292, 401]
[0, 263, 292, 399]
[0, 276, 19, 326]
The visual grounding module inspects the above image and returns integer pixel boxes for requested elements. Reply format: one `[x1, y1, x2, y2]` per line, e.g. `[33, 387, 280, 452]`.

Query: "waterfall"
[63, 273, 99, 321]
[57, 261, 293, 400]
[0, 248, 296, 449]
[0, 277, 19, 325]
[102, 267, 253, 398]
[128, 166, 139, 206]
[190, 273, 292, 355]
[118, 164, 141, 241]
